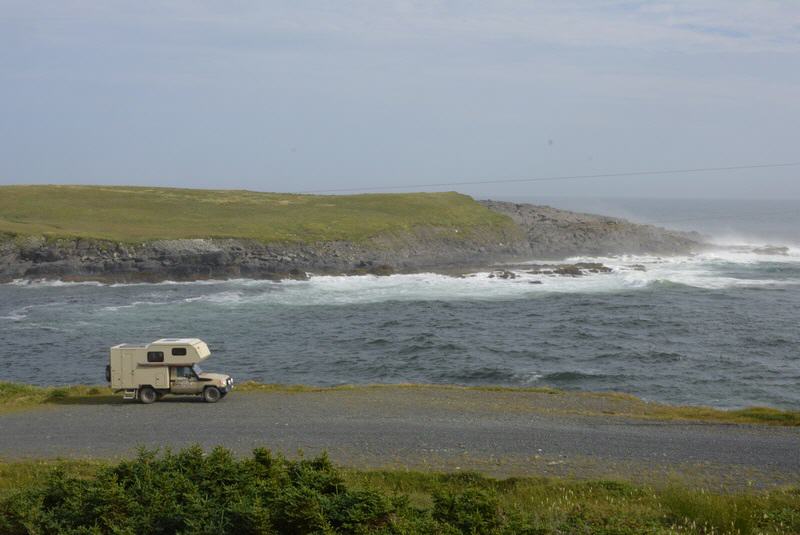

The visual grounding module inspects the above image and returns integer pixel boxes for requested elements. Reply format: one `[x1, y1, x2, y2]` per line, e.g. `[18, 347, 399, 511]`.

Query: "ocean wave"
[109, 279, 238, 288]
[101, 300, 173, 311]
[512, 371, 544, 384]
[437, 367, 620, 386]
[0, 302, 72, 320]
[436, 366, 519, 382]
[0, 312, 28, 321]
[542, 370, 615, 382]
[82, 265, 800, 309]
[432, 366, 545, 385]
[565, 247, 800, 266]
[183, 291, 246, 304]
[6, 249, 800, 307]
[8, 278, 105, 288]
[5, 277, 284, 289]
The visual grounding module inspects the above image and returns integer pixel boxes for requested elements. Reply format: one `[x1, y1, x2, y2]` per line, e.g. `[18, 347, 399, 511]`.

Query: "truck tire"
[139, 386, 158, 404]
[203, 386, 222, 403]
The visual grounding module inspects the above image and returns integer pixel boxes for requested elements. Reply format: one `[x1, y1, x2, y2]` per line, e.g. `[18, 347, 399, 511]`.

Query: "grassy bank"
[0, 185, 515, 243]
[2, 381, 799, 427]
[0, 447, 797, 534]
[0, 382, 113, 412]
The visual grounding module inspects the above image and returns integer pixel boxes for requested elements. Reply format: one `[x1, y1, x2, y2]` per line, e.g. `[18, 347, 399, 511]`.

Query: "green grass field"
[0, 448, 797, 534]
[0, 185, 516, 244]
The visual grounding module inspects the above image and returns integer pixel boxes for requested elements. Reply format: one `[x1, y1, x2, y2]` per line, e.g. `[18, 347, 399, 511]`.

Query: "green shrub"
[1, 447, 799, 534]
[433, 488, 501, 534]
[0, 447, 409, 535]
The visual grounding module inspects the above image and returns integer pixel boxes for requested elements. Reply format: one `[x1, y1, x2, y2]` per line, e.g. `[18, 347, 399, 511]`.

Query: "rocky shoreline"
[0, 200, 707, 283]
[480, 200, 703, 258]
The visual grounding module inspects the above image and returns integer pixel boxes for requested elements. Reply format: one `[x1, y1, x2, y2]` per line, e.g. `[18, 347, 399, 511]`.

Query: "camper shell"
[107, 338, 233, 403]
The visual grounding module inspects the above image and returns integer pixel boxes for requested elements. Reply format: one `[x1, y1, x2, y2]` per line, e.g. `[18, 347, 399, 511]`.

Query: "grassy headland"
[0, 185, 515, 243]
[2, 381, 798, 426]
[0, 446, 797, 534]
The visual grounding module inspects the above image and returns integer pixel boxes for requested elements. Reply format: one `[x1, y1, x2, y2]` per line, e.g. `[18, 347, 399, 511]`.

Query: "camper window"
[147, 351, 164, 363]
[172, 347, 187, 356]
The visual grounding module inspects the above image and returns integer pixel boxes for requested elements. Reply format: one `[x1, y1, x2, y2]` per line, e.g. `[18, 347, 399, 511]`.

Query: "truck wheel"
[203, 386, 222, 403]
[139, 386, 158, 404]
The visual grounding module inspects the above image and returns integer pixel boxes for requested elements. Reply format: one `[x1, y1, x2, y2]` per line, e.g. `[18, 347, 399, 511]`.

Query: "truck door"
[171, 366, 200, 394]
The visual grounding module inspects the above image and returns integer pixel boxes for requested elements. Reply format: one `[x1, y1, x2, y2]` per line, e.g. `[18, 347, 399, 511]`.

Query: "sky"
[1, 1, 799, 199]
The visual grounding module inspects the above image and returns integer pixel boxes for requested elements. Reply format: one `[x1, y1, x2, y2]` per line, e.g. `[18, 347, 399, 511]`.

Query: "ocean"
[1, 197, 798, 409]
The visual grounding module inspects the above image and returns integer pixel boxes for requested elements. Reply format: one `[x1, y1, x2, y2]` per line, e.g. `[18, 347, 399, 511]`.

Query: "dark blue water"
[1, 246, 799, 409]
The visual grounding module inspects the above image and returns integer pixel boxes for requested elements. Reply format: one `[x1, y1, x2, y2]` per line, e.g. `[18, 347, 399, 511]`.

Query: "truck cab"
[107, 338, 233, 403]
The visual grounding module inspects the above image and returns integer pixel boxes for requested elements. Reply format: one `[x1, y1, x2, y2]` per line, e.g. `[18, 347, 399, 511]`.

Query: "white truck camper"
[107, 338, 233, 403]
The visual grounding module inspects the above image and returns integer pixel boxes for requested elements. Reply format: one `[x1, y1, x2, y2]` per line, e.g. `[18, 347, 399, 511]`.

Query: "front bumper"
[220, 378, 234, 394]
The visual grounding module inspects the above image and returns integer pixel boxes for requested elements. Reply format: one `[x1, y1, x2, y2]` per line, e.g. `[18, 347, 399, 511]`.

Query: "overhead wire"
[295, 161, 800, 194]
[650, 208, 800, 226]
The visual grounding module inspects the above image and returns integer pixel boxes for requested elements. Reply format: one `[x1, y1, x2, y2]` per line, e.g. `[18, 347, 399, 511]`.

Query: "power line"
[296, 161, 800, 194]
[651, 208, 799, 226]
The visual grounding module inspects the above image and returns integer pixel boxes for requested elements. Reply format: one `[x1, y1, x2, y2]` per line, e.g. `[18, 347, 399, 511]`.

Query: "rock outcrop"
[480, 200, 704, 259]
[0, 225, 530, 283]
[752, 245, 789, 256]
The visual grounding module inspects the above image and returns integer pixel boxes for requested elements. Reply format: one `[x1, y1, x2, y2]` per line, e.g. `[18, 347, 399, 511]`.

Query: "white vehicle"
[106, 338, 233, 403]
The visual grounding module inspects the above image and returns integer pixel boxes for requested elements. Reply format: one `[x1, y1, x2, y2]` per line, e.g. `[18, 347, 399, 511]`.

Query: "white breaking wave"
[0, 302, 71, 321]
[8, 278, 269, 288]
[157, 253, 799, 307]
[101, 300, 173, 311]
[4, 248, 800, 309]
[0, 312, 28, 321]
[9, 279, 106, 287]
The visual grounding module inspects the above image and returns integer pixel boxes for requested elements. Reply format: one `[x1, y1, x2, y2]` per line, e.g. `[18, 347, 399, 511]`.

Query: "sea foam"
[4, 248, 799, 307]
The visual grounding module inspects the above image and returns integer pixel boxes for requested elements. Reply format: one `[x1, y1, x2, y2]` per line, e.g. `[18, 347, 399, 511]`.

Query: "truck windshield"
[192, 364, 203, 377]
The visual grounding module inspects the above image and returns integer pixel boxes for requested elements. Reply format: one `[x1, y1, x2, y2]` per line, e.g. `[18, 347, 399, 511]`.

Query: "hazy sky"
[1, 1, 799, 199]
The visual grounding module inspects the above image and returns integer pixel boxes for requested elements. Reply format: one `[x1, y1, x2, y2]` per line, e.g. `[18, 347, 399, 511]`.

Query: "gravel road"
[1, 387, 797, 487]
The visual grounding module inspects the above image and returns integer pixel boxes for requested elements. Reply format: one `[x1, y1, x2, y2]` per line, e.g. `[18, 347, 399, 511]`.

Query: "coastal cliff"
[0, 228, 529, 283]
[480, 200, 704, 259]
[0, 186, 705, 282]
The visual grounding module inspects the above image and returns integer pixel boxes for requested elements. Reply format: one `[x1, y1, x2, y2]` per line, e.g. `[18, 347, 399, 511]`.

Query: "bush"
[1, 447, 798, 534]
[433, 488, 501, 534]
[0, 447, 399, 535]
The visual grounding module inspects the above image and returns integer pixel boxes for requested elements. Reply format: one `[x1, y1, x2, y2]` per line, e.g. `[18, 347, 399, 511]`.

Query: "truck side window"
[176, 366, 193, 378]
[147, 351, 164, 362]
[172, 347, 187, 356]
